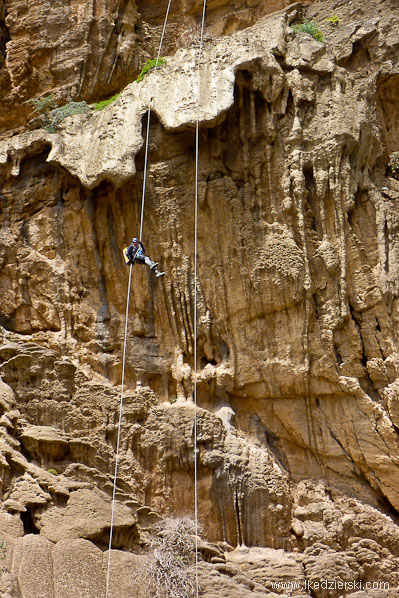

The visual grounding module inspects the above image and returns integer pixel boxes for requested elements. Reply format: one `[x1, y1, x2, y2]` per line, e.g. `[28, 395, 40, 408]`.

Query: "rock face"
[2, 0, 399, 596]
[0, 0, 306, 137]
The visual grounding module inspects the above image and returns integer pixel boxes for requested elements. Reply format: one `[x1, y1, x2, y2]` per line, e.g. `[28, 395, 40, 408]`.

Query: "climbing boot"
[149, 262, 158, 270]
[155, 270, 165, 278]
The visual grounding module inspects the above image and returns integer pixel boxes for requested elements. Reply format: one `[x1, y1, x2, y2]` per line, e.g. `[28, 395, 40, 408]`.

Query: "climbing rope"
[105, 4, 172, 597]
[105, 0, 207, 593]
[140, 0, 172, 242]
[194, 2, 207, 597]
[105, 265, 132, 598]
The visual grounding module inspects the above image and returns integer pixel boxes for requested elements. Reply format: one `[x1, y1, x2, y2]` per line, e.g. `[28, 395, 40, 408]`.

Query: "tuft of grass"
[48, 468, 58, 475]
[388, 151, 399, 180]
[327, 14, 340, 26]
[292, 20, 324, 43]
[92, 93, 121, 111]
[137, 57, 166, 82]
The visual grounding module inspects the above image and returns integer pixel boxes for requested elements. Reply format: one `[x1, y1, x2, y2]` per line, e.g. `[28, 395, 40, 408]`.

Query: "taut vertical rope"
[194, 2, 207, 597]
[140, 0, 172, 242]
[105, 4, 172, 596]
[105, 264, 132, 598]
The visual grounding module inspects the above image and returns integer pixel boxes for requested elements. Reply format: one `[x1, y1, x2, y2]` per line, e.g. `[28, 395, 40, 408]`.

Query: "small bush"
[45, 101, 91, 132]
[388, 151, 399, 180]
[0, 541, 7, 560]
[26, 95, 58, 115]
[26, 95, 91, 133]
[292, 21, 324, 43]
[139, 517, 200, 598]
[137, 57, 166, 82]
[48, 468, 58, 475]
[327, 14, 340, 26]
[92, 93, 121, 111]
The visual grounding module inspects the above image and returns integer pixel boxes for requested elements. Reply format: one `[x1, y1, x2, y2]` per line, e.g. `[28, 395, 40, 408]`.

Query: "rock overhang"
[0, 12, 290, 189]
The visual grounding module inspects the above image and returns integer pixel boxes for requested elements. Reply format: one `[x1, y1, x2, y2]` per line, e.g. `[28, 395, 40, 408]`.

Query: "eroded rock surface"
[0, 0, 306, 137]
[2, 0, 399, 596]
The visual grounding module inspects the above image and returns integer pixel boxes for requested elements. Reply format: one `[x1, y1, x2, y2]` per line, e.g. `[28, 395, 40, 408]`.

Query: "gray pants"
[136, 255, 156, 269]
[144, 256, 156, 268]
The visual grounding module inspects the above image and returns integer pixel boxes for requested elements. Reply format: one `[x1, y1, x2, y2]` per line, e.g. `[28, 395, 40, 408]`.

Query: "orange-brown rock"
[1, 0, 399, 596]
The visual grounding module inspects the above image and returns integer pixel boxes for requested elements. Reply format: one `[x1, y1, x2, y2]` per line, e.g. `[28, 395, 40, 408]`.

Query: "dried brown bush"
[137, 517, 201, 598]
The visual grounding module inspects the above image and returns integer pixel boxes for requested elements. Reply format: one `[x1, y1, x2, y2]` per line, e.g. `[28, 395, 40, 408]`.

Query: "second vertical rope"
[194, 2, 208, 597]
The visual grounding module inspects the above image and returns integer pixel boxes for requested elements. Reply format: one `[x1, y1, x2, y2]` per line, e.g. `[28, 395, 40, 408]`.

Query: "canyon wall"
[1, 0, 399, 596]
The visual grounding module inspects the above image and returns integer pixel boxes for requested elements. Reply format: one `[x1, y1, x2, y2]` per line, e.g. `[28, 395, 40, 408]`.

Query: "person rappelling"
[123, 237, 165, 278]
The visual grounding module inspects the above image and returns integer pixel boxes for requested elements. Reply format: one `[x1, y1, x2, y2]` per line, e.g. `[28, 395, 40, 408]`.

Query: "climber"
[123, 238, 165, 278]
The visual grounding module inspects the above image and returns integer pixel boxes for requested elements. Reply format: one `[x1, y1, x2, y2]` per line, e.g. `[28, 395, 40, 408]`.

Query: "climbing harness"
[122, 246, 140, 265]
[194, 2, 208, 597]
[105, 3, 172, 597]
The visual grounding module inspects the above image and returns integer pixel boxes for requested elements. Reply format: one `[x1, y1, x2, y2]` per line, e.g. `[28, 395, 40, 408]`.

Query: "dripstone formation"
[1, 0, 399, 596]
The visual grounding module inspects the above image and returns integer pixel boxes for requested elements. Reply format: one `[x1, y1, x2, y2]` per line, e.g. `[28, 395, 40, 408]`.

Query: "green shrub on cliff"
[26, 95, 58, 115]
[0, 540, 7, 560]
[292, 20, 324, 43]
[92, 93, 121, 111]
[327, 14, 340, 26]
[137, 57, 166, 82]
[45, 102, 91, 132]
[26, 95, 91, 132]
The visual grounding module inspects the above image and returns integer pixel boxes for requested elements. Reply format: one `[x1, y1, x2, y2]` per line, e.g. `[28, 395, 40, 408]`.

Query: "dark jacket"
[127, 241, 145, 263]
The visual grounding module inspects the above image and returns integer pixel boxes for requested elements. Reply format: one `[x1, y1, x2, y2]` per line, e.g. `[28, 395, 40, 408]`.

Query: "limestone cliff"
[1, 0, 399, 596]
